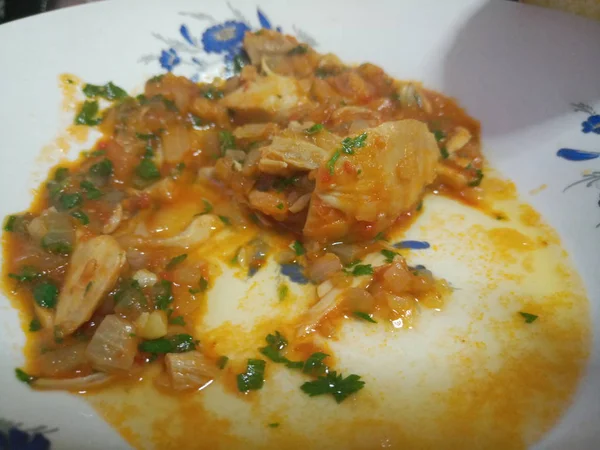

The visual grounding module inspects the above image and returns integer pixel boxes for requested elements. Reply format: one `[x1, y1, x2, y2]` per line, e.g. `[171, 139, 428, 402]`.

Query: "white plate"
[0, 1, 599, 449]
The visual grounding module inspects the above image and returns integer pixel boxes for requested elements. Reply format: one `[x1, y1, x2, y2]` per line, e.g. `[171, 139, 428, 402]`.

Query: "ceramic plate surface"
[0, 1, 599, 449]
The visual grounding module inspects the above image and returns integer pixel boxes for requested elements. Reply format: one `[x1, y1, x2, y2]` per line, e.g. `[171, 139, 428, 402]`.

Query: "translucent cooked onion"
[162, 124, 190, 163]
[135, 311, 168, 340]
[343, 287, 375, 313]
[307, 253, 342, 283]
[37, 342, 88, 377]
[32, 372, 113, 391]
[165, 351, 217, 391]
[327, 243, 361, 266]
[85, 315, 137, 372]
[381, 261, 413, 296]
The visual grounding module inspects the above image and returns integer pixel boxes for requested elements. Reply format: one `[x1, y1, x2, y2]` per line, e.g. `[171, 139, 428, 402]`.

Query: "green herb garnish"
[326, 150, 341, 175]
[89, 158, 113, 178]
[291, 240, 305, 256]
[136, 158, 161, 180]
[15, 368, 36, 384]
[71, 210, 90, 225]
[29, 319, 42, 332]
[468, 169, 484, 187]
[219, 216, 231, 226]
[380, 249, 397, 263]
[33, 282, 59, 309]
[139, 334, 196, 354]
[166, 254, 187, 270]
[4, 215, 17, 232]
[374, 232, 387, 241]
[273, 175, 300, 192]
[169, 316, 186, 326]
[8, 266, 40, 283]
[74, 100, 102, 126]
[345, 264, 374, 276]
[153, 280, 174, 310]
[433, 130, 445, 141]
[54, 167, 69, 181]
[288, 45, 308, 55]
[440, 146, 449, 159]
[218, 130, 236, 155]
[80, 180, 103, 200]
[341, 132, 368, 155]
[353, 311, 377, 323]
[302, 352, 329, 377]
[278, 284, 289, 301]
[519, 312, 538, 323]
[83, 82, 128, 101]
[217, 356, 229, 370]
[237, 359, 266, 392]
[203, 87, 224, 100]
[305, 123, 323, 135]
[41, 236, 72, 255]
[268, 423, 280, 428]
[300, 371, 365, 403]
[59, 192, 83, 210]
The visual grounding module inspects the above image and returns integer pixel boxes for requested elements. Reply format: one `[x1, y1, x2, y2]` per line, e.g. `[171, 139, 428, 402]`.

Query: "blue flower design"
[582, 115, 600, 134]
[201, 21, 250, 54]
[159, 48, 181, 71]
[0, 427, 51, 450]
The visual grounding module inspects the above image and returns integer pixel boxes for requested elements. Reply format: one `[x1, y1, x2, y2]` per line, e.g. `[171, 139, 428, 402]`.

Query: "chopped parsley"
[148, 74, 164, 83]
[59, 192, 83, 210]
[41, 236, 72, 255]
[433, 130, 446, 141]
[218, 215, 231, 226]
[273, 175, 300, 192]
[259, 332, 303, 369]
[276, 203, 284, 210]
[468, 169, 484, 187]
[202, 87, 224, 100]
[217, 356, 229, 370]
[416, 201, 423, 211]
[374, 232, 386, 241]
[305, 123, 323, 135]
[136, 158, 161, 181]
[291, 240, 305, 256]
[139, 334, 196, 354]
[82, 82, 128, 101]
[15, 368, 36, 384]
[278, 284, 289, 301]
[70, 210, 90, 225]
[300, 371, 365, 403]
[218, 131, 236, 155]
[232, 53, 249, 74]
[80, 180, 103, 200]
[353, 311, 377, 323]
[54, 167, 69, 181]
[29, 319, 42, 332]
[189, 114, 203, 127]
[198, 199, 213, 215]
[237, 359, 266, 392]
[169, 316, 186, 326]
[344, 264, 374, 276]
[519, 312, 538, 323]
[341, 132, 368, 155]
[380, 249, 397, 263]
[268, 423, 280, 428]
[288, 44, 308, 55]
[8, 266, 40, 283]
[326, 150, 341, 175]
[4, 215, 17, 232]
[153, 280, 174, 310]
[74, 100, 102, 126]
[89, 158, 113, 178]
[199, 277, 209, 292]
[166, 254, 187, 270]
[440, 146, 449, 159]
[32, 282, 58, 309]
[302, 352, 329, 377]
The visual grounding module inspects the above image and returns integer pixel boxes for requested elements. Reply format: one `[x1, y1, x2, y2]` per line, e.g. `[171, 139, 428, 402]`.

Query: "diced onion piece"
[103, 204, 123, 234]
[307, 253, 342, 283]
[85, 315, 137, 372]
[317, 279, 334, 298]
[162, 124, 190, 163]
[343, 287, 375, 313]
[381, 261, 413, 296]
[135, 310, 168, 340]
[296, 287, 344, 337]
[288, 193, 311, 214]
[132, 269, 158, 288]
[37, 342, 88, 377]
[446, 127, 472, 154]
[165, 351, 217, 391]
[32, 372, 113, 391]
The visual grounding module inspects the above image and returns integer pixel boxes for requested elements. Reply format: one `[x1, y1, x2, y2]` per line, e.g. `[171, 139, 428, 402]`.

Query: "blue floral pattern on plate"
[138, 3, 312, 81]
[557, 103, 600, 227]
[0, 420, 55, 450]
